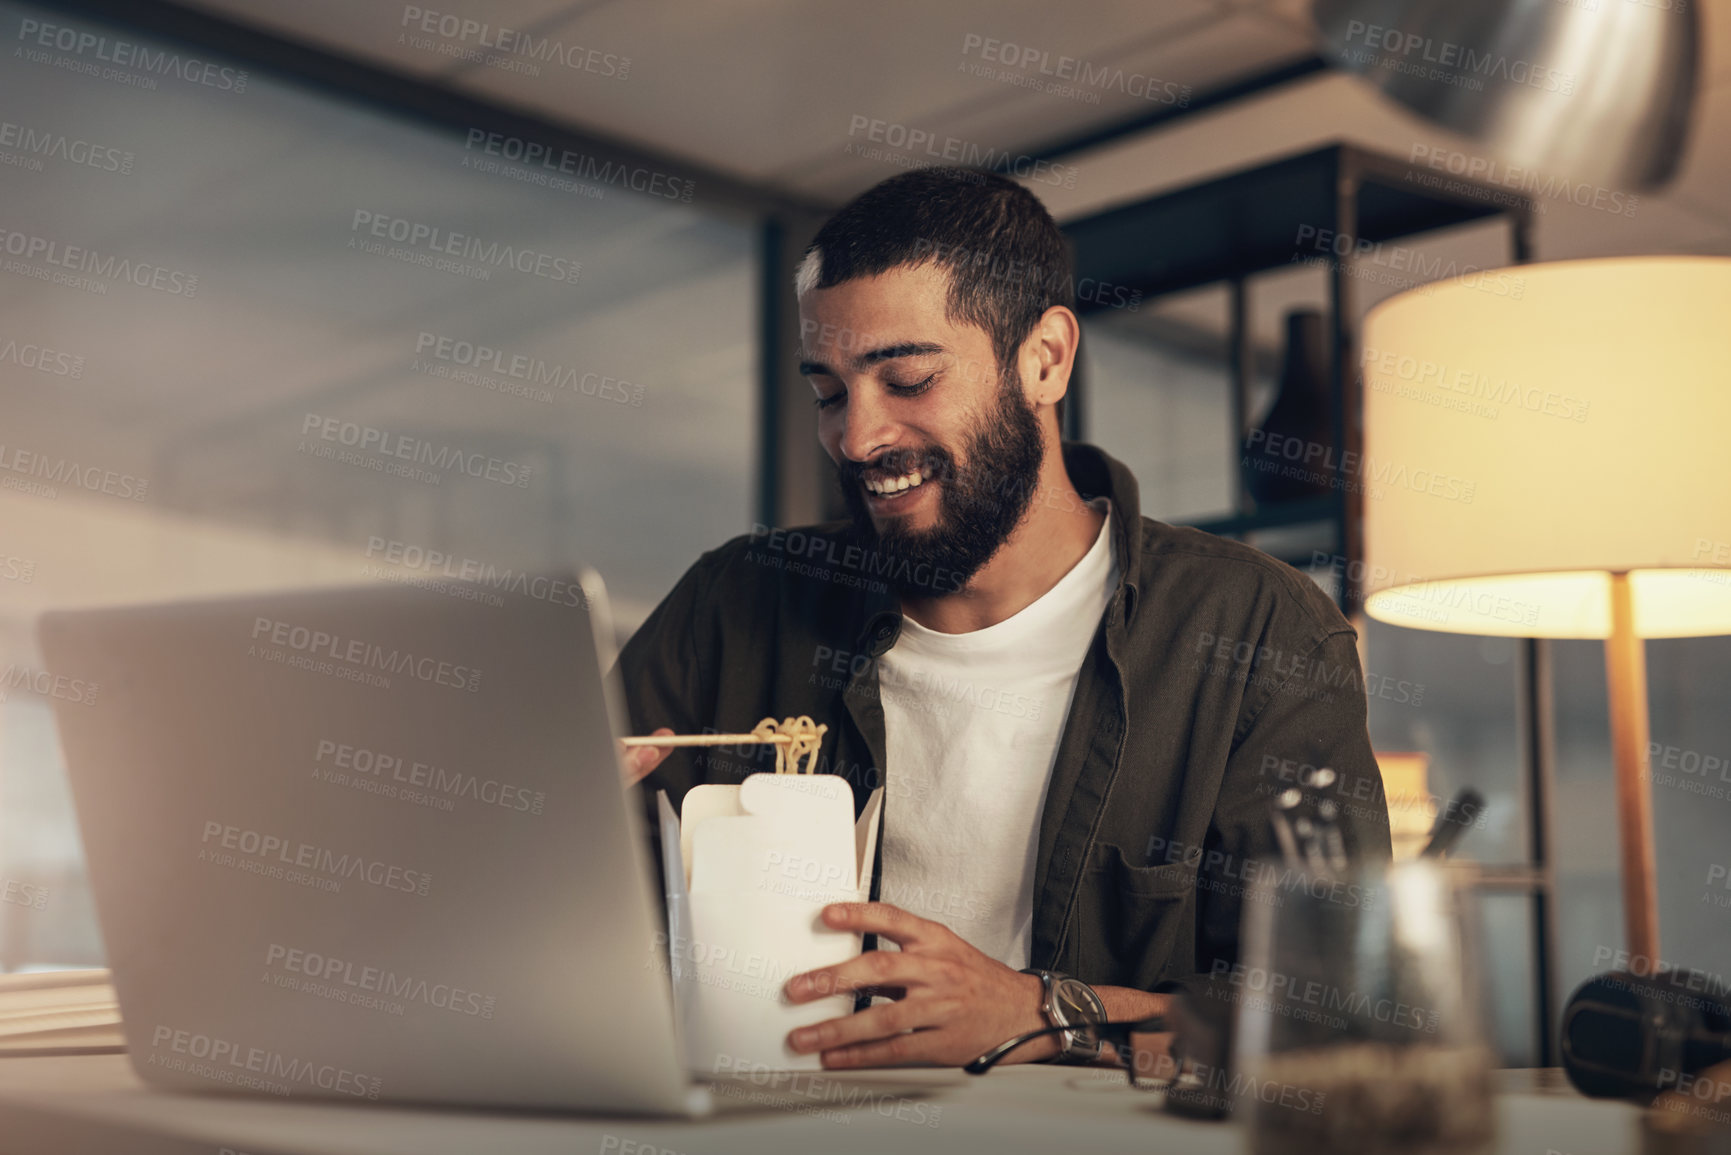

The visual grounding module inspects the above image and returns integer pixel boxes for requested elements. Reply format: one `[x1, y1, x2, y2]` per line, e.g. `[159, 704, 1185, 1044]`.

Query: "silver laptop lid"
[38, 575, 706, 1115]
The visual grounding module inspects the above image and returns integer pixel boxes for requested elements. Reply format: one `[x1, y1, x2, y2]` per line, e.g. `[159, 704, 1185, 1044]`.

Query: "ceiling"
[169, 0, 1731, 359]
[181, 0, 1731, 244]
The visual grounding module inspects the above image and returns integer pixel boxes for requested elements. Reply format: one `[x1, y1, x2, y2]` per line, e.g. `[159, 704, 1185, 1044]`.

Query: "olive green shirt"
[618, 441, 1391, 994]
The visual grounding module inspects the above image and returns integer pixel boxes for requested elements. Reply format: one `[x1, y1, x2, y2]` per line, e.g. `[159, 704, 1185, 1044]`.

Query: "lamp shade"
[1313, 0, 1699, 191]
[1360, 257, 1731, 639]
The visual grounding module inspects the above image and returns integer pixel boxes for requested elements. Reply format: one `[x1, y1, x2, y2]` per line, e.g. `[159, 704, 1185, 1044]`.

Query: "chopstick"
[620, 715, 829, 775]
[620, 733, 798, 747]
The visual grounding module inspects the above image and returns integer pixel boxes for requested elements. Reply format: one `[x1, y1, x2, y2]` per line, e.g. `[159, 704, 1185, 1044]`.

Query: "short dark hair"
[799, 167, 1073, 425]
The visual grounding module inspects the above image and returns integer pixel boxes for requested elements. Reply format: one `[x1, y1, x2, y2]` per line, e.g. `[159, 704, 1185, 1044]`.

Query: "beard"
[837, 373, 1046, 600]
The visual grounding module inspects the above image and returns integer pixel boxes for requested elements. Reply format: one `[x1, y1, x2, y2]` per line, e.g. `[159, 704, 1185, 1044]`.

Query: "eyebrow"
[798, 341, 947, 378]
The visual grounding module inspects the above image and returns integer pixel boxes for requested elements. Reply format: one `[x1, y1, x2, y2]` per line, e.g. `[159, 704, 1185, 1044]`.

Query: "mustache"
[839, 446, 960, 489]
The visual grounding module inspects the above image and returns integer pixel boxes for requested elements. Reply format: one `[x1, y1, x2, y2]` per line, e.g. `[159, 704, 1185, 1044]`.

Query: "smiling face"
[798, 263, 1048, 597]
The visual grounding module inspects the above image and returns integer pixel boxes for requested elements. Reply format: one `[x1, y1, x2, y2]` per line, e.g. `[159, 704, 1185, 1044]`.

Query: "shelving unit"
[1063, 143, 1536, 612]
[1063, 143, 1563, 1065]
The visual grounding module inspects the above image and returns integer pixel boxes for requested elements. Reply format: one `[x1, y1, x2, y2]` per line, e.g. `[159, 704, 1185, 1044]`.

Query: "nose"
[837, 384, 898, 466]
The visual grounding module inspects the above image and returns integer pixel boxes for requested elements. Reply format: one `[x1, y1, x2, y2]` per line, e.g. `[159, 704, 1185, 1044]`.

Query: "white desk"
[0, 1056, 1643, 1155]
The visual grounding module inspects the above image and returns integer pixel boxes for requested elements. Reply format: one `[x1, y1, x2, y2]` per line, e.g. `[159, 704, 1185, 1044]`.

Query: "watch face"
[1052, 977, 1104, 1026]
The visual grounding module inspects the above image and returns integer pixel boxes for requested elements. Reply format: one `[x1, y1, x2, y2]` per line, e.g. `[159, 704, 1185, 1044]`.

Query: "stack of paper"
[0, 969, 125, 1056]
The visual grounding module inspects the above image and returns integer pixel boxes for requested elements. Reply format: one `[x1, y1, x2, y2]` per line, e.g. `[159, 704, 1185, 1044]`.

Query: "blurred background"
[1, 0, 1727, 1068]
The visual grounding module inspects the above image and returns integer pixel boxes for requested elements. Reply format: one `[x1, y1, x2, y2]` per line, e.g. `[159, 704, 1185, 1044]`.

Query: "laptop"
[37, 573, 921, 1116]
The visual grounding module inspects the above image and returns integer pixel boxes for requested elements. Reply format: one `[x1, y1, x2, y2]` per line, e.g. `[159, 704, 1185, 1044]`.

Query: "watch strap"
[1021, 967, 1103, 1063]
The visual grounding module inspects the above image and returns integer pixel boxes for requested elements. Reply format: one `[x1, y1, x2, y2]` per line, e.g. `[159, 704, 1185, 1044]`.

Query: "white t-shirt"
[877, 500, 1119, 969]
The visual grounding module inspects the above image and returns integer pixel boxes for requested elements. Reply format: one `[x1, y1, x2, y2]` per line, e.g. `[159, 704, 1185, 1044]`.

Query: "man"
[618, 166, 1390, 1071]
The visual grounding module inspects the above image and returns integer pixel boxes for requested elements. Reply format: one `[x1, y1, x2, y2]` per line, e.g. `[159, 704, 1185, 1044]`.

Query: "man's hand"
[619, 727, 674, 786]
[782, 902, 1057, 1069]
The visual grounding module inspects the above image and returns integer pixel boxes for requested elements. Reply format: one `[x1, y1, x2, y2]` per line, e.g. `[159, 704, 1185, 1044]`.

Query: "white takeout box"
[657, 773, 883, 1073]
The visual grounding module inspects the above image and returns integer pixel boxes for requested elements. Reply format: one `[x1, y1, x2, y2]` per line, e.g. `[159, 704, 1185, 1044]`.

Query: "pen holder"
[1231, 859, 1496, 1155]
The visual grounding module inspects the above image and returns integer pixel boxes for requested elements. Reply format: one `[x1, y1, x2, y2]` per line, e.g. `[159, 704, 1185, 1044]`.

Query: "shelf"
[1180, 496, 1341, 538]
[1064, 143, 1533, 311]
[1473, 867, 1550, 891]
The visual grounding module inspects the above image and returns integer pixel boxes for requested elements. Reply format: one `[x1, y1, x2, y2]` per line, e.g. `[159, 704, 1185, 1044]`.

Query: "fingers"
[816, 1031, 938, 1069]
[818, 902, 947, 948]
[788, 995, 951, 1057]
[785, 949, 943, 1004]
[619, 727, 675, 786]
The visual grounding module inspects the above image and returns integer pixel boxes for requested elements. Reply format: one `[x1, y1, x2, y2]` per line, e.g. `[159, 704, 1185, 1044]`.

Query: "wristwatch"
[1021, 968, 1106, 1063]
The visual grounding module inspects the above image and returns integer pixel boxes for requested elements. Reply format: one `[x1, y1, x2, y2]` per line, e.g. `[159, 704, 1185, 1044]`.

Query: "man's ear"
[1028, 305, 1080, 409]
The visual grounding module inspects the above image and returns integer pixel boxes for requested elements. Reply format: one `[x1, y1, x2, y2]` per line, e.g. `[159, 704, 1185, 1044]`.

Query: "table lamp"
[1358, 256, 1731, 967]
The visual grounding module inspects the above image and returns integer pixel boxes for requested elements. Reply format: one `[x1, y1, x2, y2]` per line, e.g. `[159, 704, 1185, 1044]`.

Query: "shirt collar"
[1060, 440, 1143, 622]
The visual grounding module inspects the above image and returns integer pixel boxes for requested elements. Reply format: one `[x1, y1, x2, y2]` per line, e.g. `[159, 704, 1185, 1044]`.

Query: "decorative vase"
[1243, 309, 1338, 507]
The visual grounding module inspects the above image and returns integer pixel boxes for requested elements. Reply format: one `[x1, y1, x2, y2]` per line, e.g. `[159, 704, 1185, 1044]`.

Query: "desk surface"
[0, 1055, 1644, 1155]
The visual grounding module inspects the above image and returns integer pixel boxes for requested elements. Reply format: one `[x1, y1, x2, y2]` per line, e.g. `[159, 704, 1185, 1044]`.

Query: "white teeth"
[867, 468, 926, 495]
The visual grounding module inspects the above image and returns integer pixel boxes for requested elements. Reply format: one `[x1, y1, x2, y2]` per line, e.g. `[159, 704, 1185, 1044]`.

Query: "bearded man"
[617, 166, 1390, 1071]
